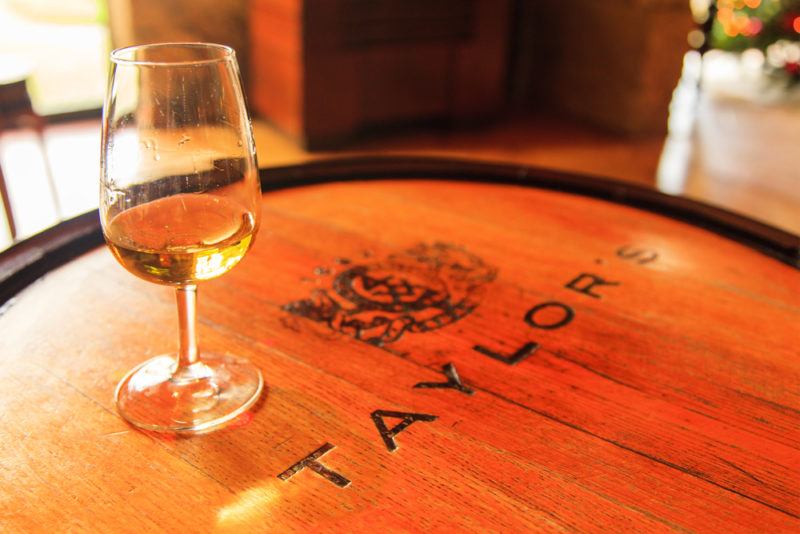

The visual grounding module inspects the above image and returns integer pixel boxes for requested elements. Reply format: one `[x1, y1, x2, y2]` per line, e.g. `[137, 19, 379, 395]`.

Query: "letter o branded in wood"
[524, 301, 575, 330]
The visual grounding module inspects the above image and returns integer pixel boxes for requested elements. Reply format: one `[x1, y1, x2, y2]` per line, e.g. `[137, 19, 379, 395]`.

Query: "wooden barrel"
[1, 157, 798, 532]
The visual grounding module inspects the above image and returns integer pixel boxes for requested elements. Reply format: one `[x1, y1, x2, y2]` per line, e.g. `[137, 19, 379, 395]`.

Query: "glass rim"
[110, 42, 235, 67]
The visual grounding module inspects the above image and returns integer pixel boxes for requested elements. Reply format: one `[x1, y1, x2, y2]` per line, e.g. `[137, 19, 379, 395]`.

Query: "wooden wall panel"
[249, 0, 511, 148]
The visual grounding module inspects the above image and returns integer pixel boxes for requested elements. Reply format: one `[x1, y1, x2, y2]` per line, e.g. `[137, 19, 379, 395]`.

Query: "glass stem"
[176, 285, 199, 368]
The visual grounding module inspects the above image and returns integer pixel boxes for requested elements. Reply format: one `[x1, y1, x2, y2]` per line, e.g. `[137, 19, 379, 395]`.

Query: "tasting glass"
[100, 43, 263, 433]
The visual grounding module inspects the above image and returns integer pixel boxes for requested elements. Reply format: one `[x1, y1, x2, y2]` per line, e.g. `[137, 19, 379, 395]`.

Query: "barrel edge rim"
[0, 156, 797, 307]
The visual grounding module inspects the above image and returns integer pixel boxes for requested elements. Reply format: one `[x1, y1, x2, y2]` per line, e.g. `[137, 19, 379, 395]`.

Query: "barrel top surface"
[1, 173, 798, 532]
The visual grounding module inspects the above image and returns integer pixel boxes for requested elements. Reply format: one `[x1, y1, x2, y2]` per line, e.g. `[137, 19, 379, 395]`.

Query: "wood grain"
[0, 178, 798, 531]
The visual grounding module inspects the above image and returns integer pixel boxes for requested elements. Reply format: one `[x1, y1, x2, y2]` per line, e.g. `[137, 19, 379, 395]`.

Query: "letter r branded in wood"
[565, 273, 620, 299]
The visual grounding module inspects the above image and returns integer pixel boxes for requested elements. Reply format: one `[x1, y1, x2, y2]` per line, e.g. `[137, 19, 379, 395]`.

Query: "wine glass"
[100, 43, 263, 434]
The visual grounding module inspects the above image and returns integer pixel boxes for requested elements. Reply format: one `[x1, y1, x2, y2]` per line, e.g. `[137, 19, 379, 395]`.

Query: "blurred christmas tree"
[707, 0, 800, 83]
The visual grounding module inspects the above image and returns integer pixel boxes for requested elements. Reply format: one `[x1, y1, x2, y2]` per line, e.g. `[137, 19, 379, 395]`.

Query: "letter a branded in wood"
[371, 410, 438, 452]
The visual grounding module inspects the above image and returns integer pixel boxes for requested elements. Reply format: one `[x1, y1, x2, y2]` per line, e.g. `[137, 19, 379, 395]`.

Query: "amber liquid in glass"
[105, 193, 256, 285]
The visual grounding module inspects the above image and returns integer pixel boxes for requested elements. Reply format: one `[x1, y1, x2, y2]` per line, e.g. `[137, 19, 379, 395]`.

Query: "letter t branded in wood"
[277, 443, 351, 488]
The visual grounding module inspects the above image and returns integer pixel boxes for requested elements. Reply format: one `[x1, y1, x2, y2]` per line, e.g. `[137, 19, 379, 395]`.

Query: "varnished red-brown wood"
[1, 179, 798, 531]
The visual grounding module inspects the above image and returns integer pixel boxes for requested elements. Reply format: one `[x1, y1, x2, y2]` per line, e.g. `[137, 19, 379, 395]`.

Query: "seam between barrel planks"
[37, 364, 238, 496]
[197, 317, 678, 528]
[379, 341, 800, 521]
[196, 303, 800, 523]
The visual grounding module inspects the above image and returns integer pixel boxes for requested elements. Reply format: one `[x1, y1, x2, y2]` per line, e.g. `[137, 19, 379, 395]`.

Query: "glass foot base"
[115, 353, 263, 434]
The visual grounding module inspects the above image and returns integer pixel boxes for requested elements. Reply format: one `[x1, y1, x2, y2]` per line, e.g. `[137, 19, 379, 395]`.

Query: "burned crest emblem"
[283, 243, 497, 346]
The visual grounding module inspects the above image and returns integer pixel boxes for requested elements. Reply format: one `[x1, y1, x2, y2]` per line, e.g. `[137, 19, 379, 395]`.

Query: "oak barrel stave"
[242, 180, 799, 518]
[2, 248, 794, 531]
[0, 159, 798, 531]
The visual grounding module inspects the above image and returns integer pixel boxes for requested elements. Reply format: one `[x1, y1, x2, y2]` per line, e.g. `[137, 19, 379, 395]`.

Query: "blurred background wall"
[108, 0, 250, 83]
[2, 0, 800, 248]
[101, 0, 694, 147]
[512, 0, 693, 135]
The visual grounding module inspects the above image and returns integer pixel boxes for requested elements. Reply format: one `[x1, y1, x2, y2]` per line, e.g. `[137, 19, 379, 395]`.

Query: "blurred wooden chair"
[0, 57, 60, 242]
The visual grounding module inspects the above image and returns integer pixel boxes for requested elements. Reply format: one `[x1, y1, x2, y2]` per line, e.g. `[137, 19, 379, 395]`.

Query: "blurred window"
[0, 0, 110, 116]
